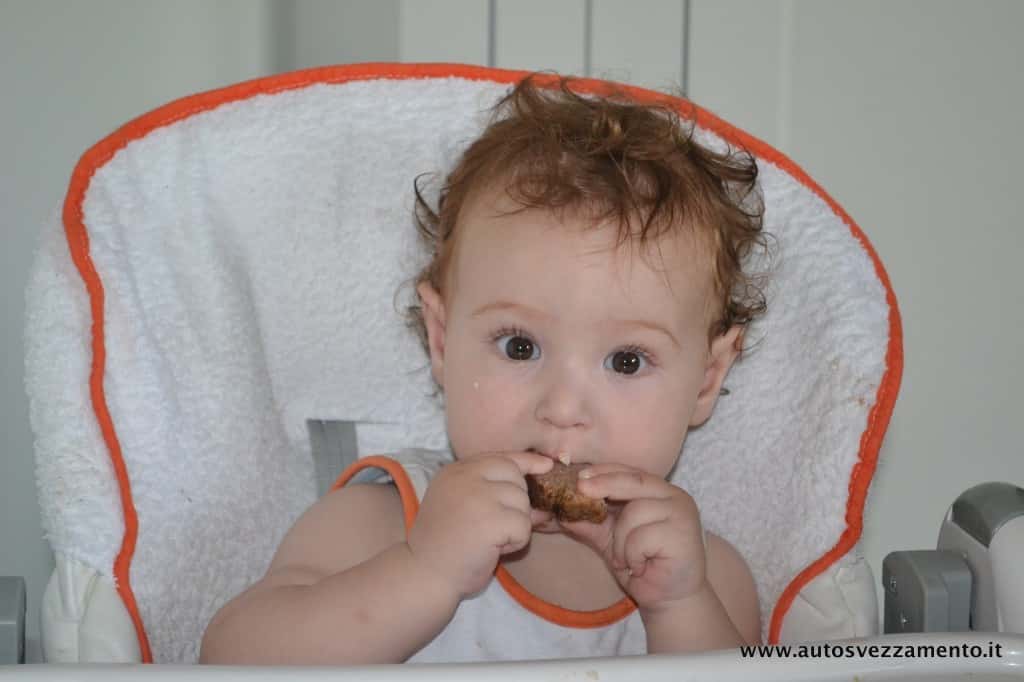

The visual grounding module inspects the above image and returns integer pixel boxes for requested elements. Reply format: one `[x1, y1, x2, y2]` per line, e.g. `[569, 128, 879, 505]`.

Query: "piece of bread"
[526, 461, 607, 523]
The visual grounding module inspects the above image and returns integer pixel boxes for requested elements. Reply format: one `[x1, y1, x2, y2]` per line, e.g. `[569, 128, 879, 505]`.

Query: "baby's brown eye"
[610, 351, 641, 375]
[505, 336, 535, 361]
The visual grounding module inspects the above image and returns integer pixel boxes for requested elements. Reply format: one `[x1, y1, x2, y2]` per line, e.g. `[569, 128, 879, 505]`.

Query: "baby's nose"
[535, 393, 588, 430]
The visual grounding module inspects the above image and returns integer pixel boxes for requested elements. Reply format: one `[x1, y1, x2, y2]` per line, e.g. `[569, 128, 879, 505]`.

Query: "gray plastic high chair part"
[0, 577, 26, 664]
[938, 482, 1024, 633]
[882, 551, 972, 633]
[948, 482, 1024, 547]
[883, 481, 1024, 635]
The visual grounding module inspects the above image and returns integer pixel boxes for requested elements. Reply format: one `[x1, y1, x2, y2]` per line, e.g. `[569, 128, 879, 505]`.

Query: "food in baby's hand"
[526, 459, 607, 523]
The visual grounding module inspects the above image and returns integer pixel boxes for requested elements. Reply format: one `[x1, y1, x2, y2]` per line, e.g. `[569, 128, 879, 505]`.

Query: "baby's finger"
[492, 480, 530, 512]
[502, 451, 556, 477]
[495, 509, 534, 555]
[612, 499, 673, 568]
[622, 521, 674, 578]
[574, 462, 636, 479]
[578, 469, 677, 502]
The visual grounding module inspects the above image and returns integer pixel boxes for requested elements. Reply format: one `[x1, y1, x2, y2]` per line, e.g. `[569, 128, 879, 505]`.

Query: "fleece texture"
[24, 64, 901, 662]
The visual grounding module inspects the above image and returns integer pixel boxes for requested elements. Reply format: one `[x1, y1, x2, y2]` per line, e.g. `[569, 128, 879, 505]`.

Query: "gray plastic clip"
[882, 550, 972, 633]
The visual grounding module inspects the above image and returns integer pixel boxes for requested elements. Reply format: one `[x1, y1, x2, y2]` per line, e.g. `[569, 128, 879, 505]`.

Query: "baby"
[201, 73, 769, 664]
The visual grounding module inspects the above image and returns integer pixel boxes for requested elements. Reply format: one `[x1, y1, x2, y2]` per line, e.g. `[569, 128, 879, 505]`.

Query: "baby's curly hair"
[400, 73, 773, 373]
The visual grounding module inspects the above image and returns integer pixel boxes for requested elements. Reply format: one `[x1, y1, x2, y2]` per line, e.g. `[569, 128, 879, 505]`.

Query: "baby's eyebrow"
[471, 300, 552, 320]
[471, 300, 680, 350]
[602, 318, 681, 350]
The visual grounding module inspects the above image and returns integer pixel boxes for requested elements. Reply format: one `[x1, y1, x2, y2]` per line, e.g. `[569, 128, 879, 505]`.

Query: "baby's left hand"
[560, 463, 706, 612]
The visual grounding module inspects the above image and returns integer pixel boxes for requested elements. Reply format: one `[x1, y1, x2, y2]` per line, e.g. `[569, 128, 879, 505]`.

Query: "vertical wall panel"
[687, 0, 784, 147]
[591, 0, 686, 93]
[278, 0, 400, 71]
[398, 0, 489, 65]
[495, 0, 586, 74]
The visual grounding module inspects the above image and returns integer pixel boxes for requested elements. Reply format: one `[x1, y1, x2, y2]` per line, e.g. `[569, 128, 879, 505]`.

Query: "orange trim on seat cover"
[62, 62, 903, 658]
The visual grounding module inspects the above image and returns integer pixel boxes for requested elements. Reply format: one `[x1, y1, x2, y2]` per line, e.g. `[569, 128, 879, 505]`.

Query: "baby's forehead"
[467, 188, 711, 270]
[454, 201, 715, 322]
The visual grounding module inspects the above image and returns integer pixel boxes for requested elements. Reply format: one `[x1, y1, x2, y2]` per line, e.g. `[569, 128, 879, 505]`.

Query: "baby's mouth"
[526, 447, 574, 466]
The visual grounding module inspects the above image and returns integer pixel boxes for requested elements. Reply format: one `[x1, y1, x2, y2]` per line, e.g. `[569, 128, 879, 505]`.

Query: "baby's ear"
[689, 325, 744, 427]
[416, 281, 447, 388]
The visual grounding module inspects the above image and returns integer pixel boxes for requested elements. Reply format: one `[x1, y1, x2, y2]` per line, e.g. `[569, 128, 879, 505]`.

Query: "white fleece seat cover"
[25, 63, 902, 663]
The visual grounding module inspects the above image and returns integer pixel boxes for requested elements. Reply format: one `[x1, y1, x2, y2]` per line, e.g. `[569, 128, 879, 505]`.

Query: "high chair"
[23, 63, 912, 670]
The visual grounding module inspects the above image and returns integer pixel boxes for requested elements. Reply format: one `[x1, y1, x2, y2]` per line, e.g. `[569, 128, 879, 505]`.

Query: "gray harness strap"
[307, 419, 361, 497]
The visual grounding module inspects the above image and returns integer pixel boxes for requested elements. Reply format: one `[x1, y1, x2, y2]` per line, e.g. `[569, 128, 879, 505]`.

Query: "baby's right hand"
[407, 451, 553, 599]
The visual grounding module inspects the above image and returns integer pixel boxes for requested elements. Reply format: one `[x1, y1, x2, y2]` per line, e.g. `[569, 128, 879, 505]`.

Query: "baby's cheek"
[609, 409, 684, 474]
[469, 385, 510, 427]
[448, 379, 507, 444]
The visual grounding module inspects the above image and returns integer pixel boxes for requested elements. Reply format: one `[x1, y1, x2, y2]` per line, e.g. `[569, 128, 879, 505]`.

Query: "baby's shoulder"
[316, 482, 407, 541]
[264, 483, 406, 586]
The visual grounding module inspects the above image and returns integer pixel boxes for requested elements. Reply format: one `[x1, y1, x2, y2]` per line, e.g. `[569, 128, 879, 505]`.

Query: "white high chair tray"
[4, 634, 1022, 681]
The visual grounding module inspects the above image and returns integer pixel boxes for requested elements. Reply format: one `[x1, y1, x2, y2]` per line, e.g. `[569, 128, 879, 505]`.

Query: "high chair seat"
[24, 63, 902, 663]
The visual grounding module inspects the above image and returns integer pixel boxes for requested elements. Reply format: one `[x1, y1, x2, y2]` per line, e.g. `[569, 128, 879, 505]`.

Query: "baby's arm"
[199, 483, 458, 665]
[643, 532, 762, 652]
